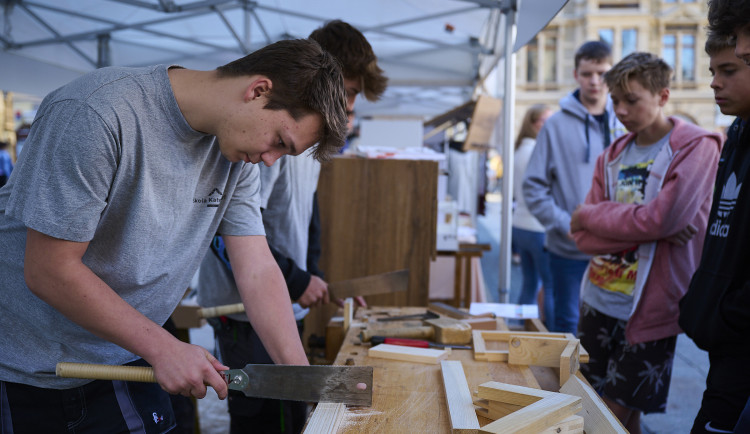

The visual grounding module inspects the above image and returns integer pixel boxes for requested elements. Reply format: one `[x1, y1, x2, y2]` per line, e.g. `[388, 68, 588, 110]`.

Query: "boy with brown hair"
[679, 26, 750, 433]
[570, 52, 721, 433]
[0, 38, 347, 433]
[196, 20, 387, 434]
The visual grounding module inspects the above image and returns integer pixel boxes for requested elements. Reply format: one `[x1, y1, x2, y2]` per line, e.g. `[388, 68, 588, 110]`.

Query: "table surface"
[325, 306, 560, 433]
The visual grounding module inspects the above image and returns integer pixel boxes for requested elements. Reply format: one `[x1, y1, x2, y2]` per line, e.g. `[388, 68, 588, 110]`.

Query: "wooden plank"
[479, 393, 582, 434]
[559, 375, 628, 434]
[473, 399, 524, 420]
[508, 336, 571, 368]
[440, 361, 480, 433]
[476, 382, 553, 406]
[303, 402, 346, 434]
[368, 343, 450, 364]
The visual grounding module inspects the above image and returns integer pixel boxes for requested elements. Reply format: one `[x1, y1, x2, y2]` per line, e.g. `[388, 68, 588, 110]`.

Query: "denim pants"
[548, 252, 588, 335]
[512, 227, 554, 329]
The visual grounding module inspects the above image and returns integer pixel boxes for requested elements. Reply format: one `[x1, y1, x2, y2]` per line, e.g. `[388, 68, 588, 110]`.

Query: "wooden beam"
[559, 375, 628, 434]
[368, 343, 451, 364]
[476, 382, 553, 406]
[539, 415, 584, 433]
[479, 392, 582, 434]
[559, 340, 581, 387]
[440, 361, 480, 433]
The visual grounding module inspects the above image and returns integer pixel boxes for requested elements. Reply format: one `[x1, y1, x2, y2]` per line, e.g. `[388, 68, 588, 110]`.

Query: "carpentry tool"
[194, 269, 410, 320]
[370, 336, 472, 350]
[360, 317, 473, 345]
[376, 310, 439, 322]
[55, 362, 373, 406]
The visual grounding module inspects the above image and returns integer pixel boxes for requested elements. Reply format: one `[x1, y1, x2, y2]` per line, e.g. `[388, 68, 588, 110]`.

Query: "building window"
[622, 28, 637, 57]
[681, 34, 695, 80]
[663, 26, 697, 83]
[599, 28, 614, 47]
[527, 36, 538, 83]
[544, 35, 557, 83]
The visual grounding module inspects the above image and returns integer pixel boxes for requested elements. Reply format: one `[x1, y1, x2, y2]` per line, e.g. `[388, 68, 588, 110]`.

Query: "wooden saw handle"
[56, 362, 156, 383]
[198, 302, 245, 318]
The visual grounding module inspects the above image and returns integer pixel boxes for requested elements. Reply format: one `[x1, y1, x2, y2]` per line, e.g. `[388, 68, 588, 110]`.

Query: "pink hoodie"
[573, 117, 722, 344]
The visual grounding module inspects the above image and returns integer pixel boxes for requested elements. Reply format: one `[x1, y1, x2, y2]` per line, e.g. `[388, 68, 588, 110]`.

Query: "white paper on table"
[469, 302, 539, 319]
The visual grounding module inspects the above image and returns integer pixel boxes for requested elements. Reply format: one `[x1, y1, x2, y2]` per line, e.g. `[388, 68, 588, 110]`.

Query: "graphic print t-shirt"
[583, 131, 671, 320]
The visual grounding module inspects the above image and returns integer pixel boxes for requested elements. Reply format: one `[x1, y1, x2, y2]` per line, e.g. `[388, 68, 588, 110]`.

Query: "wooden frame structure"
[472, 331, 589, 363]
[473, 381, 583, 433]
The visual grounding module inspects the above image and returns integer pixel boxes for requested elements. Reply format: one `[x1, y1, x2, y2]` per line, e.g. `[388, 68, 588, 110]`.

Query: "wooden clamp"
[472, 331, 589, 364]
[507, 335, 581, 386]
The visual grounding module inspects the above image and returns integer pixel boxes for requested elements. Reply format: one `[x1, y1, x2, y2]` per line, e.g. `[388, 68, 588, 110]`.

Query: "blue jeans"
[548, 252, 588, 335]
[512, 227, 554, 329]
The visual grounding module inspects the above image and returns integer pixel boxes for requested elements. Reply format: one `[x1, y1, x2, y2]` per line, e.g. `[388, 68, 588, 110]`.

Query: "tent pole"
[498, 0, 517, 303]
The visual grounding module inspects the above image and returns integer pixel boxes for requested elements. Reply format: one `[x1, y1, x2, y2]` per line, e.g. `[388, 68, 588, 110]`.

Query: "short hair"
[705, 32, 736, 56]
[604, 52, 672, 95]
[309, 20, 388, 102]
[217, 39, 347, 161]
[707, 0, 750, 40]
[574, 41, 613, 69]
[515, 104, 549, 150]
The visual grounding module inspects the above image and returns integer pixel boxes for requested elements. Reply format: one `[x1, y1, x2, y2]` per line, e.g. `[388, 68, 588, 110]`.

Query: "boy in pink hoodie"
[569, 52, 722, 433]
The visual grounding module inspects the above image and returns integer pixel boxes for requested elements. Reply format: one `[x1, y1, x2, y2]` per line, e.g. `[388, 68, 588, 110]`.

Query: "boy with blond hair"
[679, 29, 750, 433]
[570, 52, 722, 433]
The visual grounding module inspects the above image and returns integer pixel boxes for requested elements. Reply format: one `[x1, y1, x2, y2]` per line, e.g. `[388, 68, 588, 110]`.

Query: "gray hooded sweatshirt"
[522, 90, 624, 260]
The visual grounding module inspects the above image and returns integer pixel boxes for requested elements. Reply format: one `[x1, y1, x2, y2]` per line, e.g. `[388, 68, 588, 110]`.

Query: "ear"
[658, 87, 670, 106]
[244, 77, 273, 102]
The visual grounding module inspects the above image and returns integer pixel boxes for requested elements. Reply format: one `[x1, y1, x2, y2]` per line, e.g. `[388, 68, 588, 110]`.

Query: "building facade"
[515, 0, 729, 134]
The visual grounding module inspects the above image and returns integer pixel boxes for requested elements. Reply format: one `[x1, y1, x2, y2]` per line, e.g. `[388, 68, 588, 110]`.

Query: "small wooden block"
[424, 317, 473, 345]
[559, 375, 628, 434]
[473, 398, 524, 420]
[441, 361, 480, 433]
[539, 415, 584, 433]
[559, 340, 580, 387]
[368, 343, 450, 364]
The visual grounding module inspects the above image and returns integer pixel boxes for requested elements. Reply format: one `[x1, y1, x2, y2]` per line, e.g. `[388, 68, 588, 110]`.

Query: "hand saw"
[56, 362, 373, 406]
[194, 269, 410, 319]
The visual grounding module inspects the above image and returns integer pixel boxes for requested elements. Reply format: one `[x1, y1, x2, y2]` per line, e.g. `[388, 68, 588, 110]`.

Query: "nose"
[614, 103, 627, 117]
[710, 75, 720, 90]
[261, 149, 284, 167]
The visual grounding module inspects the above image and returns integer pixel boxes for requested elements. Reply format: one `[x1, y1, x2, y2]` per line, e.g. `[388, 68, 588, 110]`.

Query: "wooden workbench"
[311, 306, 560, 433]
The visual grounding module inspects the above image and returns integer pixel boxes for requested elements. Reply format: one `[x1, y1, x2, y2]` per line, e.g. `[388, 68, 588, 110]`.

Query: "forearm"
[226, 235, 308, 365]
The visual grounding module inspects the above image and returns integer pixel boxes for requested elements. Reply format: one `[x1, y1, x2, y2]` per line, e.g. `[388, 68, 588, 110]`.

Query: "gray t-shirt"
[196, 149, 320, 321]
[0, 65, 264, 388]
[582, 132, 670, 320]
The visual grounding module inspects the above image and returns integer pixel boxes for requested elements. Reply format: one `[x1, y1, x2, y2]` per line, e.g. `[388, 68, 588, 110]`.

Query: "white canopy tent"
[1, 0, 567, 300]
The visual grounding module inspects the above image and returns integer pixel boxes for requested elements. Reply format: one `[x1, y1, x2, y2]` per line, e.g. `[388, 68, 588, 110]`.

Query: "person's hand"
[569, 205, 584, 234]
[297, 275, 330, 308]
[149, 339, 229, 400]
[665, 223, 698, 246]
